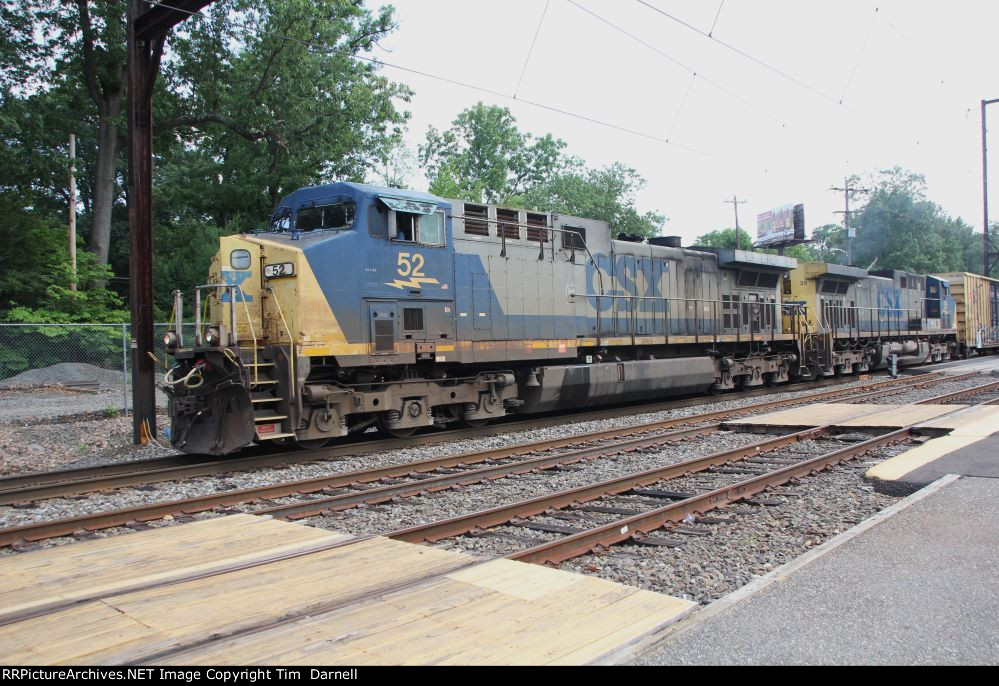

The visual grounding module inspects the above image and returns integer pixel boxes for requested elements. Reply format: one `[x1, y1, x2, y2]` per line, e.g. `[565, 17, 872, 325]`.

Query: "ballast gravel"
[559, 445, 908, 605]
[0, 370, 978, 551]
[0, 373, 935, 478]
[295, 431, 769, 536]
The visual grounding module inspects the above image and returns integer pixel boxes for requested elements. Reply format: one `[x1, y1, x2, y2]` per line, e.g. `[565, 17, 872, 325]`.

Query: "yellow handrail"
[267, 286, 296, 408]
[237, 294, 259, 385]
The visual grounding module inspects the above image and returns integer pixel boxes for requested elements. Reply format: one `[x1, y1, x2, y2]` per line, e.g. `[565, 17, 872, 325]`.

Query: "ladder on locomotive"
[238, 346, 295, 442]
[229, 289, 296, 442]
[788, 306, 824, 379]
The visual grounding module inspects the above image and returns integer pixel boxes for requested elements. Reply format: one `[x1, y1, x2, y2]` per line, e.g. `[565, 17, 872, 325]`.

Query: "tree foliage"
[693, 227, 754, 250]
[852, 167, 981, 274]
[0, 0, 412, 321]
[421, 104, 663, 237]
[421, 103, 567, 204]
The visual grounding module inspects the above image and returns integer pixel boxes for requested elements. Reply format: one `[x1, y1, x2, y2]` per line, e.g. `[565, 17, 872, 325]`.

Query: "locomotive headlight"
[162, 330, 180, 351]
[205, 327, 222, 347]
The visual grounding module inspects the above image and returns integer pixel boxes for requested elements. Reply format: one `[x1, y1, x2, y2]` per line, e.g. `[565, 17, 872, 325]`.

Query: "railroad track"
[1, 374, 995, 549]
[0, 370, 941, 501]
[0, 370, 969, 505]
[391, 388, 999, 566]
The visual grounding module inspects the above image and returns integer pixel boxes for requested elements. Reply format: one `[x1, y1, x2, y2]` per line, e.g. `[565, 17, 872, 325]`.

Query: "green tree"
[421, 103, 568, 203]
[807, 223, 847, 262]
[694, 227, 754, 250]
[518, 163, 664, 238]
[1, 0, 412, 320]
[852, 167, 979, 273]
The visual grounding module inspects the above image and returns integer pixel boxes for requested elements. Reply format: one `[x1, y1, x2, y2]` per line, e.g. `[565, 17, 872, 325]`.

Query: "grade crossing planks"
[838, 404, 965, 428]
[726, 402, 967, 430]
[0, 514, 695, 665]
[161, 558, 693, 666]
[0, 514, 352, 623]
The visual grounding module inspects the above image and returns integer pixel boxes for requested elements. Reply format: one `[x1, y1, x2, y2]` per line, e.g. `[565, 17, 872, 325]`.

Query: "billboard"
[755, 203, 805, 247]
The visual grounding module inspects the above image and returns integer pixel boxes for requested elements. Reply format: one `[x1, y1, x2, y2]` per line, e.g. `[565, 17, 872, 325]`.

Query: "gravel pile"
[0, 364, 169, 426]
[0, 363, 125, 390]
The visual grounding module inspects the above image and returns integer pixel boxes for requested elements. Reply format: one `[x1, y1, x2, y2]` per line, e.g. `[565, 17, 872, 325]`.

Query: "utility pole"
[831, 178, 870, 266]
[724, 196, 748, 250]
[68, 133, 77, 292]
[982, 98, 999, 277]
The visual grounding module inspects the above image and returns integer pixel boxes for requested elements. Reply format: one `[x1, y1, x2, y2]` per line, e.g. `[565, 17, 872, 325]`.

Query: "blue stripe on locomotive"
[283, 182, 713, 345]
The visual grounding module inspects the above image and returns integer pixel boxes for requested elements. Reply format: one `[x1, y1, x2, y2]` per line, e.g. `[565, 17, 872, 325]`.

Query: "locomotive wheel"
[377, 414, 417, 438]
[796, 367, 819, 382]
[764, 372, 780, 388]
[447, 404, 490, 428]
[459, 416, 490, 428]
[295, 438, 332, 450]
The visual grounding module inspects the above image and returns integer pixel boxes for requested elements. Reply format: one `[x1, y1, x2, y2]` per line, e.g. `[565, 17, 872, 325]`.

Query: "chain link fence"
[0, 322, 196, 413]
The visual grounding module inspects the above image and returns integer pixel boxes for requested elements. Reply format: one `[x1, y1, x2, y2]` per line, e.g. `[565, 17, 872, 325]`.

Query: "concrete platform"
[935, 356, 999, 376]
[634, 475, 999, 665]
[866, 403, 999, 493]
[0, 514, 696, 665]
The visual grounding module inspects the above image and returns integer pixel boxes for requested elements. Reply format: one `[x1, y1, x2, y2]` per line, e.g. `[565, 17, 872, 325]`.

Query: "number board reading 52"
[264, 262, 295, 278]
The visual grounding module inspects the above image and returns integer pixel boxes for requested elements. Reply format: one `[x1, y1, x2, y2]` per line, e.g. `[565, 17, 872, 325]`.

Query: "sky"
[362, 0, 998, 246]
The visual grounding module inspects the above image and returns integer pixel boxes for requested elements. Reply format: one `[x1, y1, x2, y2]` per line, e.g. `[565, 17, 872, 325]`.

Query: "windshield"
[295, 202, 356, 232]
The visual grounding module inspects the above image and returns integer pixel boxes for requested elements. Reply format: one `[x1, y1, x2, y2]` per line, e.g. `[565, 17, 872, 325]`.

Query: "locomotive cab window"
[392, 210, 445, 246]
[295, 201, 355, 232]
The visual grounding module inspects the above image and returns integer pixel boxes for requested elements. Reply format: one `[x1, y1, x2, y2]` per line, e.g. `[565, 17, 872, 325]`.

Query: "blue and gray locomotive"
[161, 182, 958, 454]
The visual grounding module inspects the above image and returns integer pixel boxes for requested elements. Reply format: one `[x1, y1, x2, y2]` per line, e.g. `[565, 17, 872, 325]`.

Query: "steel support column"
[983, 98, 999, 277]
[127, 0, 215, 444]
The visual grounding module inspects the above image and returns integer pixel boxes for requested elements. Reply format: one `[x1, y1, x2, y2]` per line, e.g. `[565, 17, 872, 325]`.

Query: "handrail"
[588, 294, 796, 343]
[267, 286, 297, 411]
[238, 293, 259, 385]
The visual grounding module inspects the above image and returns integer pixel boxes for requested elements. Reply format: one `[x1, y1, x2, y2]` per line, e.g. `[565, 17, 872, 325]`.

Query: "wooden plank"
[918, 405, 999, 435]
[0, 601, 158, 665]
[108, 539, 473, 635]
[838, 404, 964, 428]
[0, 516, 354, 622]
[164, 579, 497, 665]
[445, 558, 585, 601]
[726, 403, 878, 427]
[427, 581, 692, 665]
[1, 517, 698, 666]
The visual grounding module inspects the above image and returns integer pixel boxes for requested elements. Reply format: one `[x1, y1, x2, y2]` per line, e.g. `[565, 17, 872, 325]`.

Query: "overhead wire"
[707, 0, 725, 37]
[566, 0, 777, 121]
[668, 73, 696, 142]
[513, 0, 550, 99]
[839, 7, 879, 104]
[634, 0, 841, 104]
[139, 0, 710, 155]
